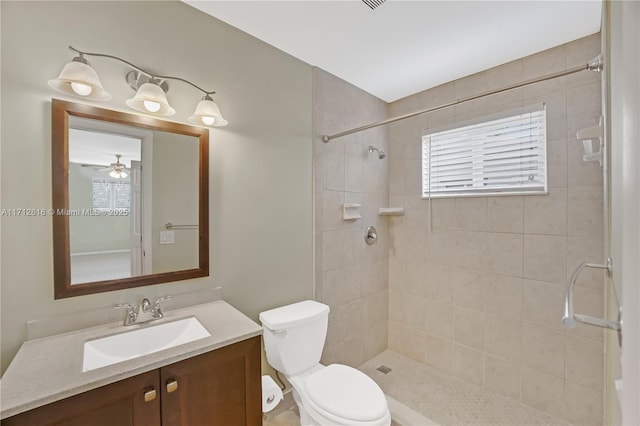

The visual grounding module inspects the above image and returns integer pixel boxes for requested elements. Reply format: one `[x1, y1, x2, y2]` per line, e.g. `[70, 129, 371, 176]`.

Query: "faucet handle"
[114, 303, 138, 325]
[114, 302, 136, 311]
[154, 295, 171, 306]
[151, 295, 171, 318]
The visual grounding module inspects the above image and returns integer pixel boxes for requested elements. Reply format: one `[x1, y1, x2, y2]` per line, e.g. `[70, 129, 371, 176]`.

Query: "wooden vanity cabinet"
[2, 336, 261, 426]
[1, 371, 161, 426]
[160, 336, 262, 426]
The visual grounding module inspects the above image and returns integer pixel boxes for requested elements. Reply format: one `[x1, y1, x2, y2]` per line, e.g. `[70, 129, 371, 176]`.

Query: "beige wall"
[151, 132, 199, 274]
[0, 1, 313, 373]
[313, 68, 389, 368]
[387, 34, 605, 425]
[68, 163, 130, 253]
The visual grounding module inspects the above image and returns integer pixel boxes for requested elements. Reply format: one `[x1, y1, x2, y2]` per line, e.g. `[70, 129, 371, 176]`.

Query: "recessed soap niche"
[342, 203, 405, 220]
[343, 203, 363, 220]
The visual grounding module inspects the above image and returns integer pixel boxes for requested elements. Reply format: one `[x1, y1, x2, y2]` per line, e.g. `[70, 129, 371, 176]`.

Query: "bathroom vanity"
[0, 301, 263, 425]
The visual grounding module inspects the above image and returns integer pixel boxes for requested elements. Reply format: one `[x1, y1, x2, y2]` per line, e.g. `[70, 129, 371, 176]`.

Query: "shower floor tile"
[359, 350, 570, 426]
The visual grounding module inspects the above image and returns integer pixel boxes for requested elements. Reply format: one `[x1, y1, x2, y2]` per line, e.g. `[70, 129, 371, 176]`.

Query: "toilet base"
[292, 389, 319, 426]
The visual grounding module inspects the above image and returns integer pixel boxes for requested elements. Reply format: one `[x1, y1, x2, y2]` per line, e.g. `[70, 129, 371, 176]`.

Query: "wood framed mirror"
[52, 99, 209, 299]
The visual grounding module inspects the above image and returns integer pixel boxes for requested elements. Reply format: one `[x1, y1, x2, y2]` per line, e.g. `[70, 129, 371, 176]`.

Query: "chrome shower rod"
[322, 56, 604, 143]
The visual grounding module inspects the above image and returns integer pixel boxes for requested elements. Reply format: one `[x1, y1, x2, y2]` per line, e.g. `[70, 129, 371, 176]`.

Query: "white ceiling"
[185, 0, 602, 102]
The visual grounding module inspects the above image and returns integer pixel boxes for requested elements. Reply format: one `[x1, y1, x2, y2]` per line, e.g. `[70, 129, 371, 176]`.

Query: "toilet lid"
[304, 364, 387, 422]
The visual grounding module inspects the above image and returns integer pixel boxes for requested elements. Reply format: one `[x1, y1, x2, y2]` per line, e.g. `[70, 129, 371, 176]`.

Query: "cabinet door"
[160, 336, 261, 426]
[1, 370, 160, 426]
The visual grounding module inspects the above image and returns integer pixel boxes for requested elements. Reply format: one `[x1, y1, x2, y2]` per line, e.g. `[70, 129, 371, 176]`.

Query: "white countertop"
[0, 300, 263, 419]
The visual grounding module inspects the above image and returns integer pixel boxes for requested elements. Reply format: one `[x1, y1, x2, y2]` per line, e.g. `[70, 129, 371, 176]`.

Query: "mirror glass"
[52, 100, 209, 298]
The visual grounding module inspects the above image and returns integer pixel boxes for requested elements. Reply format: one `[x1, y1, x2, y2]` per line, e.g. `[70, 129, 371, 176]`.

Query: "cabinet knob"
[166, 379, 179, 393]
[144, 388, 157, 402]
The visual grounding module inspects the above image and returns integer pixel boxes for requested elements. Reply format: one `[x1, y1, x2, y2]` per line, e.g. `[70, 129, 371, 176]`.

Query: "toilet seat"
[302, 364, 388, 424]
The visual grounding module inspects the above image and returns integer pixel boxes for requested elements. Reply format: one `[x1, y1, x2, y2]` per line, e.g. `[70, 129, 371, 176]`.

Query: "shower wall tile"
[521, 367, 566, 420]
[485, 60, 524, 90]
[427, 266, 455, 304]
[568, 186, 604, 237]
[568, 138, 603, 188]
[403, 295, 427, 330]
[431, 198, 458, 230]
[453, 269, 487, 312]
[384, 35, 603, 425]
[453, 345, 484, 386]
[564, 381, 603, 426]
[454, 307, 485, 351]
[547, 139, 569, 187]
[403, 262, 429, 297]
[403, 327, 429, 364]
[323, 150, 345, 191]
[364, 322, 388, 362]
[486, 196, 524, 233]
[484, 356, 521, 400]
[314, 68, 389, 367]
[425, 301, 454, 340]
[523, 188, 568, 236]
[456, 197, 487, 231]
[389, 159, 405, 196]
[404, 195, 430, 230]
[387, 321, 404, 353]
[565, 334, 604, 391]
[484, 316, 522, 364]
[566, 82, 602, 140]
[522, 279, 565, 331]
[484, 232, 523, 277]
[565, 33, 602, 88]
[345, 154, 364, 193]
[484, 275, 523, 321]
[523, 235, 567, 284]
[522, 44, 567, 82]
[522, 324, 565, 378]
[426, 335, 454, 373]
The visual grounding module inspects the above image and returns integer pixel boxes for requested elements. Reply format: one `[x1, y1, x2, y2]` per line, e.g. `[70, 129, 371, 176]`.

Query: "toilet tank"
[260, 300, 330, 376]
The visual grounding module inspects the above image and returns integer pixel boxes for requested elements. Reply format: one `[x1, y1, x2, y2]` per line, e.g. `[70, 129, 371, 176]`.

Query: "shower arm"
[562, 258, 622, 340]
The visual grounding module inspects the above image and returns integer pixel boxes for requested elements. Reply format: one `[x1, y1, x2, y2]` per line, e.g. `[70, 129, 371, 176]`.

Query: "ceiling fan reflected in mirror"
[81, 154, 129, 179]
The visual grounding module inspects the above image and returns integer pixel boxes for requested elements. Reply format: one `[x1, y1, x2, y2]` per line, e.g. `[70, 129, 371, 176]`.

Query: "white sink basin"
[82, 316, 211, 372]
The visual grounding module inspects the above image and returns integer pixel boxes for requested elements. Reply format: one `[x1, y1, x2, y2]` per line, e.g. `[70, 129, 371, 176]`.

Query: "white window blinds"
[422, 104, 547, 198]
[92, 178, 131, 211]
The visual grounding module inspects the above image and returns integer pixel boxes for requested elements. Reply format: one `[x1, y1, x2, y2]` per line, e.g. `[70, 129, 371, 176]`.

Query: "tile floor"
[359, 350, 570, 426]
[264, 350, 569, 426]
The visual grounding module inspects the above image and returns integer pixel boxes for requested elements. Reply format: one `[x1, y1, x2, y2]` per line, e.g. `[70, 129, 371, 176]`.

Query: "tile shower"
[315, 33, 604, 426]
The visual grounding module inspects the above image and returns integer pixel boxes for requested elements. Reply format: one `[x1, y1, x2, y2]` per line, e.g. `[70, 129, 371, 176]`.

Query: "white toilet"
[260, 300, 391, 426]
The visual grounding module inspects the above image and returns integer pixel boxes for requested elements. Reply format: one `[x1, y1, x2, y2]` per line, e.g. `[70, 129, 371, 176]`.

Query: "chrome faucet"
[114, 296, 171, 326]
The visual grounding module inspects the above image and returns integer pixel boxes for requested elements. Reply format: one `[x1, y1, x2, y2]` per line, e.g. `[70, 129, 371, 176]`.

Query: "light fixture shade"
[188, 97, 228, 127]
[125, 82, 175, 116]
[48, 59, 112, 100]
[109, 169, 127, 179]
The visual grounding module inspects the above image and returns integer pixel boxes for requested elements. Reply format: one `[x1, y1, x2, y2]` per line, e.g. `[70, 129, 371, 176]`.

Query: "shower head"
[368, 145, 386, 159]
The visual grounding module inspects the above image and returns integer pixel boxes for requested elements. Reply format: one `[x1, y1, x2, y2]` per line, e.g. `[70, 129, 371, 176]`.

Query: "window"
[92, 178, 130, 211]
[422, 104, 547, 198]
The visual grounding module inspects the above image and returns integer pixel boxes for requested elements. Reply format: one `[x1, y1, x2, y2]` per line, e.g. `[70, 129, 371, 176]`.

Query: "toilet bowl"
[260, 300, 391, 426]
[289, 364, 391, 426]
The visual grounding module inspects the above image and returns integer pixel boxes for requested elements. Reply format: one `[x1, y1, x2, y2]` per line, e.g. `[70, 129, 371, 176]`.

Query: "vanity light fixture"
[48, 46, 228, 127]
[48, 54, 112, 100]
[188, 94, 228, 127]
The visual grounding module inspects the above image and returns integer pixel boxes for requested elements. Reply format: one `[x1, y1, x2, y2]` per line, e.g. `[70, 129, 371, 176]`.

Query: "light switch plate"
[160, 230, 175, 245]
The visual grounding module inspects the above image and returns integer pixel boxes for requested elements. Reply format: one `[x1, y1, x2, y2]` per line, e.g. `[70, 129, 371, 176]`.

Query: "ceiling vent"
[362, 0, 386, 10]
